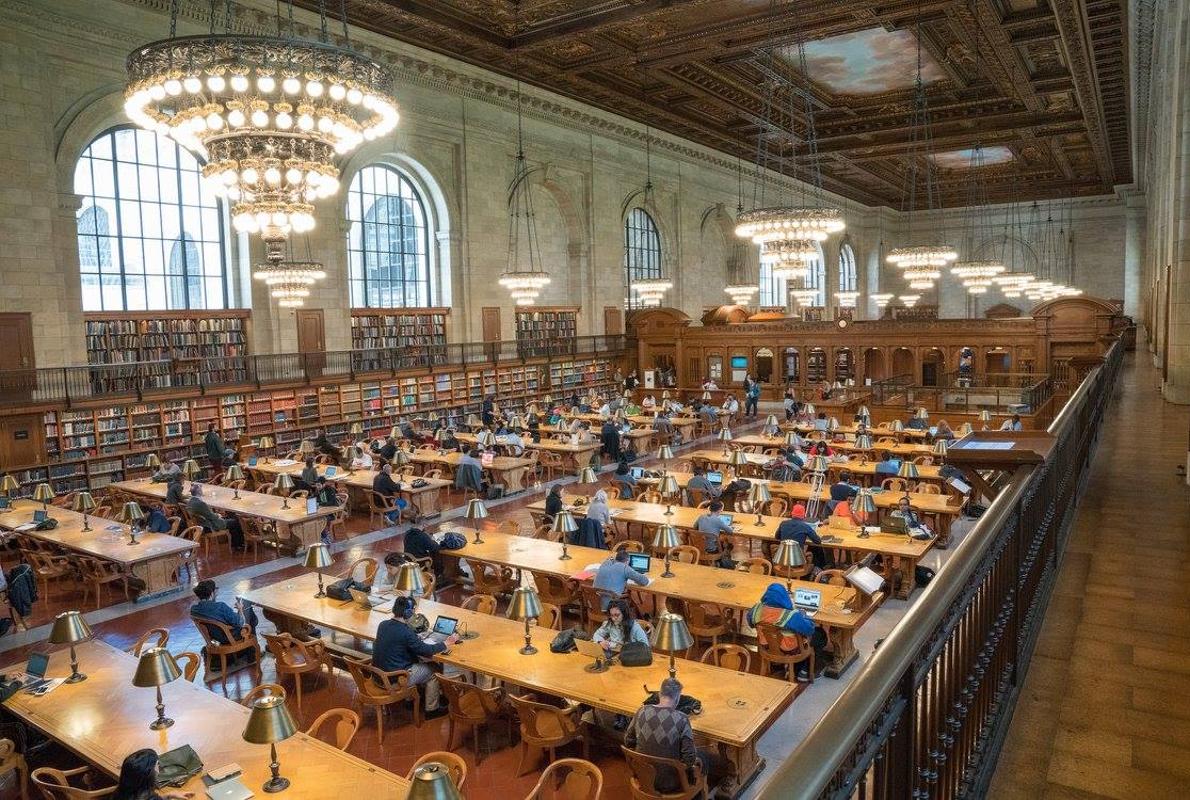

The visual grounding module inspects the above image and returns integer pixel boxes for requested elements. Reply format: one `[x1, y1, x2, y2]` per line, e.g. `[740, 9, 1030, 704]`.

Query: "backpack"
[440, 531, 467, 550]
[549, 626, 591, 654]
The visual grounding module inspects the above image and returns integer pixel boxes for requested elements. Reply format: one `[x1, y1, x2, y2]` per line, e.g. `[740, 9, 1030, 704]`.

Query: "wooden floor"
[989, 353, 1190, 799]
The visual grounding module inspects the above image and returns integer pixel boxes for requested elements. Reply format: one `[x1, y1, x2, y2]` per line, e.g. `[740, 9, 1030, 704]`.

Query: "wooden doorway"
[481, 307, 501, 342]
[296, 309, 325, 376]
[0, 414, 44, 469]
[0, 313, 35, 403]
[603, 307, 622, 336]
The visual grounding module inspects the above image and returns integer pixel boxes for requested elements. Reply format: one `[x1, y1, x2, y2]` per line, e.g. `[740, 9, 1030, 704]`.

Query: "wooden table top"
[243, 460, 452, 495]
[405, 449, 534, 471]
[111, 478, 336, 524]
[0, 500, 194, 566]
[525, 492, 939, 556]
[524, 440, 600, 454]
[730, 435, 933, 457]
[241, 574, 795, 750]
[2, 641, 408, 796]
[540, 425, 654, 441]
[675, 451, 947, 484]
[628, 415, 700, 428]
[781, 423, 930, 440]
[439, 529, 871, 627]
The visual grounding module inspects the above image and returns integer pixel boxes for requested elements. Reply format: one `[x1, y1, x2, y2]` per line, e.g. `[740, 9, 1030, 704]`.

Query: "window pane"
[346, 165, 433, 308]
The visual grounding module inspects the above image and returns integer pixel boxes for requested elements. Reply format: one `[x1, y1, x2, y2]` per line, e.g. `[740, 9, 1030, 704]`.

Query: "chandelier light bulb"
[250, 109, 269, 127]
[257, 74, 276, 93]
[183, 76, 202, 93]
[206, 74, 225, 92]
[163, 78, 182, 95]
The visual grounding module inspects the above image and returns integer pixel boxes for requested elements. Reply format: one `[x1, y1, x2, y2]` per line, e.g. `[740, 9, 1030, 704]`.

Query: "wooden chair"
[539, 452, 564, 482]
[30, 767, 114, 799]
[406, 752, 468, 789]
[163, 515, 182, 537]
[612, 539, 645, 556]
[305, 708, 360, 751]
[736, 556, 772, 575]
[343, 655, 422, 743]
[507, 694, 588, 776]
[289, 490, 309, 501]
[0, 738, 28, 800]
[460, 593, 498, 615]
[667, 545, 700, 564]
[761, 498, 789, 517]
[241, 516, 280, 562]
[773, 546, 813, 581]
[174, 651, 201, 682]
[755, 622, 815, 685]
[881, 477, 908, 492]
[526, 758, 604, 800]
[578, 583, 610, 629]
[684, 601, 731, 650]
[263, 632, 335, 714]
[368, 491, 400, 529]
[533, 523, 557, 541]
[25, 551, 73, 600]
[177, 525, 202, 581]
[534, 602, 562, 630]
[241, 683, 287, 707]
[341, 557, 379, 586]
[190, 614, 261, 689]
[701, 643, 752, 672]
[469, 562, 517, 598]
[78, 557, 130, 610]
[531, 571, 578, 611]
[915, 483, 942, 494]
[437, 674, 509, 765]
[816, 569, 848, 586]
[636, 489, 663, 504]
[622, 746, 707, 800]
[129, 627, 169, 657]
[201, 522, 232, 560]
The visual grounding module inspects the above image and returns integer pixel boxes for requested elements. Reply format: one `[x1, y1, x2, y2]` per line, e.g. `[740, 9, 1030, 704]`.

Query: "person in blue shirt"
[685, 465, 721, 500]
[144, 501, 172, 533]
[612, 461, 637, 499]
[1000, 414, 1023, 431]
[829, 471, 860, 503]
[875, 453, 901, 477]
[776, 503, 826, 568]
[191, 579, 252, 645]
[693, 500, 734, 554]
[593, 550, 650, 610]
[373, 596, 458, 717]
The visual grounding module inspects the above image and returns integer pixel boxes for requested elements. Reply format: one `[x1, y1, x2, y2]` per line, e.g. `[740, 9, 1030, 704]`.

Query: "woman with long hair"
[114, 749, 190, 800]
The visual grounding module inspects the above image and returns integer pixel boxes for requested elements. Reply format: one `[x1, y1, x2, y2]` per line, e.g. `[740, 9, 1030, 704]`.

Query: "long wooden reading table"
[242, 459, 451, 516]
[405, 449, 536, 494]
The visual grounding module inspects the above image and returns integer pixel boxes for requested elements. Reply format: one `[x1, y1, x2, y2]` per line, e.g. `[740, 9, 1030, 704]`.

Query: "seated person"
[592, 551, 650, 610]
[592, 599, 650, 653]
[350, 445, 374, 470]
[809, 440, 833, 458]
[144, 501, 172, 533]
[624, 402, 643, 416]
[300, 457, 320, 489]
[1000, 413, 1023, 431]
[116, 748, 192, 800]
[891, 495, 928, 531]
[313, 476, 340, 507]
[776, 503, 825, 568]
[746, 582, 827, 681]
[934, 420, 955, 440]
[601, 420, 621, 462]
[612, 461, 637, 499]
[164, 473, 185, 505]
[313, 432, 342, 462]
[150, 460, 180, 483]
[373, 596, 458, 718]
[544, 483, 565, 519]
[652, 413, 675, 440]
[812, 413, 830, 432]
[875, 453, 901, 477]
[830, 498, 870, 527]
[378, 436, 399, 461]
[829, 471, 859, 503]
[685, 465, 721, 500]
[503, 428, 526, 456]
[625, 678, 711, 793]
[694, 500, 734, 554]
[191, 578, 255, 660]
[585, 489, 613, 527]
[187, 483, 244, 550]
[371, 463, 403, 524]
[641, 394, 657, 411]
[906, 415, 928, 430]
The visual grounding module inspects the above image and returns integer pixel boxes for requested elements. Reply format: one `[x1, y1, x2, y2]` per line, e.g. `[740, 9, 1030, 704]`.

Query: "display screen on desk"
[324, 466, 337, 477]
[306, 498, 318, 515]
[247, 456, 258, 466]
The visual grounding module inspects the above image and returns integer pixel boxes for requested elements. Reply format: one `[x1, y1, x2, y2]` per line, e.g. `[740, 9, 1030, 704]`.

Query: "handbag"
[155, 744, 204, 788]
[618, 641, 653, 667]
[325, 578, 370, 602]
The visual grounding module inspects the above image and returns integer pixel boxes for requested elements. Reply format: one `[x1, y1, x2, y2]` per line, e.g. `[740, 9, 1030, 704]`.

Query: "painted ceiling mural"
[932, 147, 1016, 169]
[790, 28, 946, 95]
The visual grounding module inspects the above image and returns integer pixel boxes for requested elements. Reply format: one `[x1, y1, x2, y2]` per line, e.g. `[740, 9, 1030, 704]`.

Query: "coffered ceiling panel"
[306, 0, 1131, 207]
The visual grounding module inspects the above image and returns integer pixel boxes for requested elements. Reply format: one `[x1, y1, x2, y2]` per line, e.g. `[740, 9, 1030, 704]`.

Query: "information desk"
[0, 500, 194, 600]
[524, 492, 933, 599]
[241, 573, 793, 798]
[1, 641, 409, 796]
[243, 459, 451, 517]
[110, 478, 335, 556]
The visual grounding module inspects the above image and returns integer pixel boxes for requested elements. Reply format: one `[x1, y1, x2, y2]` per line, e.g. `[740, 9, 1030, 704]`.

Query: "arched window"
[839, 242, 857, 292]
[74, 127, 229, 311]
[347, 165, 434, 307]
[624, 207, 661, 307]
[759, 262, 787, 308]
[806, 244, 827, 306]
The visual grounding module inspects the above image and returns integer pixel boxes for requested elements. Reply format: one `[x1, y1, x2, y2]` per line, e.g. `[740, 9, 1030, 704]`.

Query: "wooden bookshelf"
[350, 309, 448, 370]
[84, 311, 250, 365]
[10, 356, 618, 495]
[515, 307, 578, 357]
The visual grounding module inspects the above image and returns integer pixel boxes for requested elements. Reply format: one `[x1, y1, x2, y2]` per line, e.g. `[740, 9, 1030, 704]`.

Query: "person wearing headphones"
[373, 596, 459, 718]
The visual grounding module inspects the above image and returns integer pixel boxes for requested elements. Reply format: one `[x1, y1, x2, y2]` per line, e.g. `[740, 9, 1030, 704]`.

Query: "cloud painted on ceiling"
[931, 146, 1016, 169]
[790, 28, 946, 95]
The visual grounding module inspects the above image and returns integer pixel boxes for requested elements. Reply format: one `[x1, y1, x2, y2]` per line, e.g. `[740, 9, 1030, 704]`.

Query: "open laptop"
[205, 777, 254, 800]
[9, 652, 50, 690]
[880, 515, 910, 535]
[13, 509, 47, 532]
[630, 467, 644, 480]
[0, 497, 9, 510]
[575, 637, 611, 672]
[793, 588, 822, 617]
[422, 615, 458, 645]
[247, 456, 258, 467]
[706, 470, 723, 485]
[348, 588, 390, 610]
[324, 466, 337, 477]
[627, 552, 651, 574]
[718, 513, 734, 527]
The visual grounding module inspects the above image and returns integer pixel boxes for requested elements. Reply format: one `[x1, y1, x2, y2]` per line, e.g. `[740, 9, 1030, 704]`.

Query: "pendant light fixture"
[125, 0, 397, 258]
[993, 175, 1035, 297]
[499, 3, 550, 306]
[254, 235, 326, 307]
[724, 155, 760, 306]
[887, 12, 957, 287]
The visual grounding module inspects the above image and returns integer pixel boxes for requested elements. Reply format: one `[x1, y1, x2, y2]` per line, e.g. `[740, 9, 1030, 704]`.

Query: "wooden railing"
[759, 340, 1122, 799]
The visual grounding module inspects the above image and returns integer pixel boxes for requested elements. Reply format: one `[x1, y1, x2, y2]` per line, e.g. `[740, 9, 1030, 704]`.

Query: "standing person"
[373, 596, 458, 718]
[745, 378, 761, 419]
[601, 418, 621, 462]
[624, 678, 710, 793]
[204, 422, 229, 469]
[481, 395, 495, 426]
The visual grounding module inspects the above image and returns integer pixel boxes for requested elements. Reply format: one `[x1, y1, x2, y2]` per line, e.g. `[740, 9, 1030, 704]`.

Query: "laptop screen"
[324, 466, 337, 477]
[630, 467, 644, 480]
[0, 497, 9, 510]
[794, 588, 822, 610]
[306, 498, 318, 515]
[432, 616, 458, 636]
[32, 510, 46, 523]
[247, 456, 258, 466]
[706, 471, 723, 484]
[627, 552, 651, 573]
[718, 513, 734, 526]
[26, 652, 48, 679]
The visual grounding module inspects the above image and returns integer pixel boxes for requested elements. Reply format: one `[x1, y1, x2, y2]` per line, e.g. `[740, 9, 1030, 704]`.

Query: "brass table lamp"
[507, 585, 543, 655]
[32, 483, 54, 513]
[650, 611, 694, 680]
[144, 453, 161, 472]
[784, 431, 799, 448]
[807, 455, 830, 475]
[717, 427, 733, 455]
[394, 561, 426, 599]
[257, 435, 275, 462]
[855, 434, 873, 451]
[224, 464, 245, 499]
[652, 524, 680, 578]
[49, 610, 92, 683]
[181, 459, 201, 480]
[748, 483, 772, 526]
[577, 466, 598, 485]
[852, 490, 878, 539]
[464, 499, 489, 544]
[408, 761, 463, 800]
[120, 502, 145, 545]
[132, 646, 181, 730]
[551, 510, 578, 560]
[273, 473, 294, 509]
[773, 539, 807, 594]
[304, 543, 333, 597]
[243, 695, 298, 793]
[655, 445, 673, 476]
[1, 474, 20, 499]
[897, 462, 920, 481]
[658, 474, 679, 516]
[73, 492, 96, 532]
[727, 449, 749, 479]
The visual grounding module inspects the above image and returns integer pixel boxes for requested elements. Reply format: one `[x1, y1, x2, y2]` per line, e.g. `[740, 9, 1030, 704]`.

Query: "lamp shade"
[765, 414, 779, 428]
[144, 453, 161, 469]
[933, 440, 949, 457]
[120, 502, 145, 524]
[650, 611, 694, 653]
[803, 403, 816, 415]
[132, 646, 181, 688]
[507, 586, 543, 621]
[916, 407, 929, 420]
[508, 415, 524, 429]
[784, 432, 799, 447]
[349, 422, 364, 435]
[464, 499, 489, 521]
[577, 467, 598, 484]
[49, 610, 92, 644]
[243, 695, 298, 745]
[257, 435, 275, 449]
[408, 762, 463, 800]
[550, 510, 578, 534]
[717, 428, 733, 442]
[655, 445, 674, 461]
[807, 456, 830, 473]
[897, 462, 920, 479]
[722, 452, 745, 470]
[181, 459, 201, 478]
[652, 524, 681, 550]
[299, 440, 316, 454]
[390, 426, 403, 440]
[273, 473, 294, 492]
[958, 422, 974, 436]
[855, 434, 874, 450]
[465, 414, 480, 428]
[979, 410, 992, 422]
[701, 391, 711, 400]
[829, 417, 839, 430]
[394, 562, 425, 595]
[73, 492, 97, 513]
[851, 489, 878, 517]
[303, 542, 333, 570]
[661, 391, 670, 400]
[433, 428, 447, 443]
[0, 474, 18, 494]
[773, 539, 807, 570]
[891, 420, 904, 432]
[857, 405, 870, 418]
[32, 483, 54, 503]
[392, 449, 411, 467]
[477, 431, 496, 447]
[749, 483, 772, 506]
[224, 464, 245, 482]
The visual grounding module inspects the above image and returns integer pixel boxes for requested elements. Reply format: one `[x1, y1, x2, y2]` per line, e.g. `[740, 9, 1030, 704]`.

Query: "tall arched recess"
[340, 154, 453, 309]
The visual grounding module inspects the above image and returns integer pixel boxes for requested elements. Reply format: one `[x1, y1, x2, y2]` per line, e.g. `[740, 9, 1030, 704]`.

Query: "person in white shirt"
[999, 414, 1023, 431]
[702, 378, 719, 390]
[597, 401, 612, 416]
[722, 396, 739, 415]
[350, 445, 374, 470]
[641, 395, 656, 411]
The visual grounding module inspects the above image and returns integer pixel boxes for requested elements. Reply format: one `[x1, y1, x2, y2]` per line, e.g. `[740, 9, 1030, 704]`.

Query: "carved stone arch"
[526, 165, 589, 309]
[620, 188, 676, 277]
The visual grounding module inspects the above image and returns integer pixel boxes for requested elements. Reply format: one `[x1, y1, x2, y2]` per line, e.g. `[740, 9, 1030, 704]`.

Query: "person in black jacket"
[373, 596, 458, 717]
[481, 395, 495, 426]
[600, 419, 621, 462]
[371, 464, 402, 524]
[313, 432, 342, 462]
[544, 484, 564, 520]
[403, 527, 442, 577]
[378, 437, 399, 462]
[164, 473, 185, 506]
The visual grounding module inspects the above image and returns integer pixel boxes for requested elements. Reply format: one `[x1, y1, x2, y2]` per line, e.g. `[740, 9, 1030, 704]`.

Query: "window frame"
[839, 242, 857, 293]
[624, 207, 662, 309]
[346, 164, 435, 309]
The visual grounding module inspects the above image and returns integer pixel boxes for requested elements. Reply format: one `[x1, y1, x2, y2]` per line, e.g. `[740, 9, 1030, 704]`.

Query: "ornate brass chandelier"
[632, 279, 674, 307]
[254, 259, 326, 307]
[125, 0, 397, 251]
[871, 293, 895, 308]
